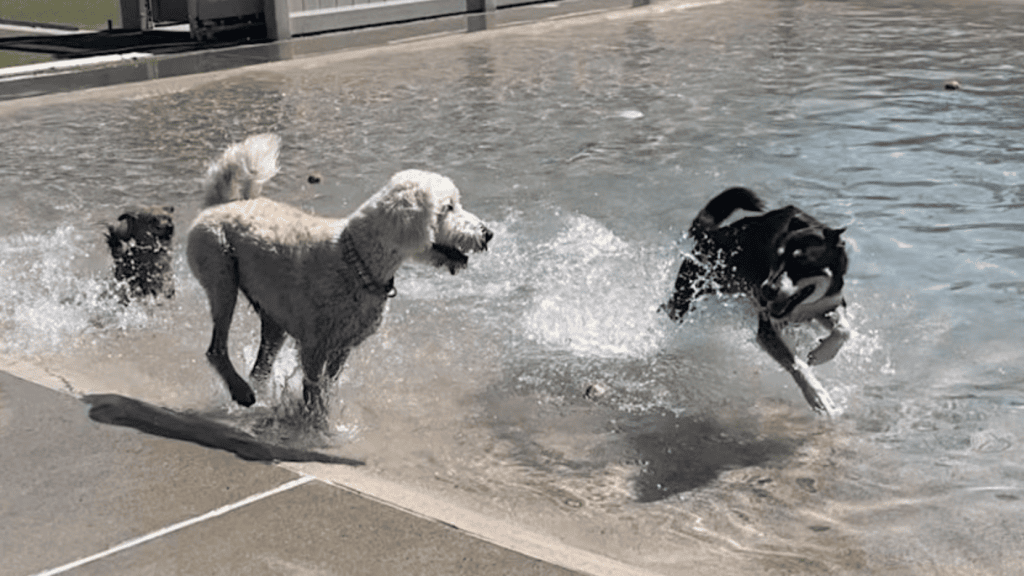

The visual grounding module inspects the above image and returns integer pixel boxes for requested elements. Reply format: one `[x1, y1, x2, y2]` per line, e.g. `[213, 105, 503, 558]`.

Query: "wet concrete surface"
[0, 370, 583, 576]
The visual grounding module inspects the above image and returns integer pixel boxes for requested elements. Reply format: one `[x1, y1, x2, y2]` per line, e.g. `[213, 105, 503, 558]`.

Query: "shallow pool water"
[3, 0, 1024, 573]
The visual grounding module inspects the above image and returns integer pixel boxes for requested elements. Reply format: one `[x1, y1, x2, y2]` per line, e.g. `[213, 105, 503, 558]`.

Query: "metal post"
[265, 0, 291, 40]
[139, 0, 153, 30]
[119, 0, 146, 30]
[466, 0, 496, 32]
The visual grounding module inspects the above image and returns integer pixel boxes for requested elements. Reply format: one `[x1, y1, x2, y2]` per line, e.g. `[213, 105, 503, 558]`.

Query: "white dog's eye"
[443, 203, 455, 213]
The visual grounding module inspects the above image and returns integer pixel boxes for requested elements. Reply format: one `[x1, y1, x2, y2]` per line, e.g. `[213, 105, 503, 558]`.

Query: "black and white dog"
[664, 187, 850, 415]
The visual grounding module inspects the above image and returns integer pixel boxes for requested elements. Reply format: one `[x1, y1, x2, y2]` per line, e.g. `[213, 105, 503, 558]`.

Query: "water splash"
[520, 214, 673, 358]
[241, 339, 304, 408]
[0, 225, 156, 354]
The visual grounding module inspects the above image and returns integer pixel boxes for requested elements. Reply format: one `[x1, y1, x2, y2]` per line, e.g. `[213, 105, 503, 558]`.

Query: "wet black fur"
[105, 206, 175, 301]
[664, 187, 847, 320]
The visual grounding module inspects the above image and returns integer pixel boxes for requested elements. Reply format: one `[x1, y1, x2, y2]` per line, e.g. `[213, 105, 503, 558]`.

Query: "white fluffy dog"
[187, 134, 493, 421]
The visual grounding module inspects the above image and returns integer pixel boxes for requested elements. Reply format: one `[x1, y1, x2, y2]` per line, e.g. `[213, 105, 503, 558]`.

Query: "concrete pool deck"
[0, 368, 659, 576]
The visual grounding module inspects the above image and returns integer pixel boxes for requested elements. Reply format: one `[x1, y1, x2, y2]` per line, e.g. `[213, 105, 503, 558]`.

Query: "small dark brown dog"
[105, 206, 175, 301]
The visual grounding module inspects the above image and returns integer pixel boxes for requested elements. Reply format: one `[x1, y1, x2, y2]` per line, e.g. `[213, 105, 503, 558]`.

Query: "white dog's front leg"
[808, 306, 851, 366]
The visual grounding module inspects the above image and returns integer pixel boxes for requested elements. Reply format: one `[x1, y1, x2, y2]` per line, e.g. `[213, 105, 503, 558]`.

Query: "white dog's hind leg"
[188, 229, 256, 407]
[204, 291, 257, 407]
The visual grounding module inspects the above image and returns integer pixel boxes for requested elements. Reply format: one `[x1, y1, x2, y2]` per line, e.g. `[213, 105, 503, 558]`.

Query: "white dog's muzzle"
[429, 224, 493, 274]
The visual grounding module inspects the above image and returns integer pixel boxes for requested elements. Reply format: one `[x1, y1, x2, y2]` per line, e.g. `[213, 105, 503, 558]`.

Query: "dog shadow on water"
[621, 410, 802, 502]
[82, 393, 364, 466]
[487, 379, 804, 504]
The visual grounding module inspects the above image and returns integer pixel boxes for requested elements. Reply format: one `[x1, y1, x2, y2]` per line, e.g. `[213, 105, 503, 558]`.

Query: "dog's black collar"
[340, 231, 397, 298]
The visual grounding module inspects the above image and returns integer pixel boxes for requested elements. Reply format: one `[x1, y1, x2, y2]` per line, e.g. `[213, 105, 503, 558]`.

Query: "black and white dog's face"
[759, 226, 847, 322]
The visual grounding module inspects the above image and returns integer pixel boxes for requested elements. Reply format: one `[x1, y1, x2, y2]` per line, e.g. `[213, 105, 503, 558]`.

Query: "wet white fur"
[187, 134, 491, 414]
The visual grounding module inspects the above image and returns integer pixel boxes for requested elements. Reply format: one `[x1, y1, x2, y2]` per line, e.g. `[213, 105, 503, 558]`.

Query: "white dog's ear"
[373, 178, 436, 252]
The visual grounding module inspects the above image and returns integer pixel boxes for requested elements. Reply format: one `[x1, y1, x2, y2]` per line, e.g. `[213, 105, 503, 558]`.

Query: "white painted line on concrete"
[30, 475, 316, 576]
[0, 52, 153, 81]
[0, 23, 83, 36]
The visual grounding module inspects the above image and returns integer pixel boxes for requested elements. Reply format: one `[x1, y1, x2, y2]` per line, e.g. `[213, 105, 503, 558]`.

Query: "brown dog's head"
[105, 206, 175, 299]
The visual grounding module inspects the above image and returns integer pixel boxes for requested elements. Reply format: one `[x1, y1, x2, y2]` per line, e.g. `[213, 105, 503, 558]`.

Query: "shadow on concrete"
[83, 393, 364, 466]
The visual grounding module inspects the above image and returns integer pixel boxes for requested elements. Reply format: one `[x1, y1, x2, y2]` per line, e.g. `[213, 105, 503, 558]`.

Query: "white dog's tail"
[201, 133, 281, 206]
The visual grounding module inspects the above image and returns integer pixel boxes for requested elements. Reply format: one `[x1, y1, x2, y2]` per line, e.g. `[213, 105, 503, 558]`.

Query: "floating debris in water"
[584, 382, 609, 400]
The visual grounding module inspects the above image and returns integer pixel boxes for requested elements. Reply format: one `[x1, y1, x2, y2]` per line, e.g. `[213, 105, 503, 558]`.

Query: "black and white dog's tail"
[689, 187, 765, 237]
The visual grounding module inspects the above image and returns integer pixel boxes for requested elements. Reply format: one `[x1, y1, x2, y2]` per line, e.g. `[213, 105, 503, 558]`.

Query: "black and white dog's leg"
[757, 314, 838, 416]
[807, 304, 851, 366]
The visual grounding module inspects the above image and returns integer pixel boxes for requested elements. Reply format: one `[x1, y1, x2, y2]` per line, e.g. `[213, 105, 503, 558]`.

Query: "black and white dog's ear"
[825, 227, 845, 245]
